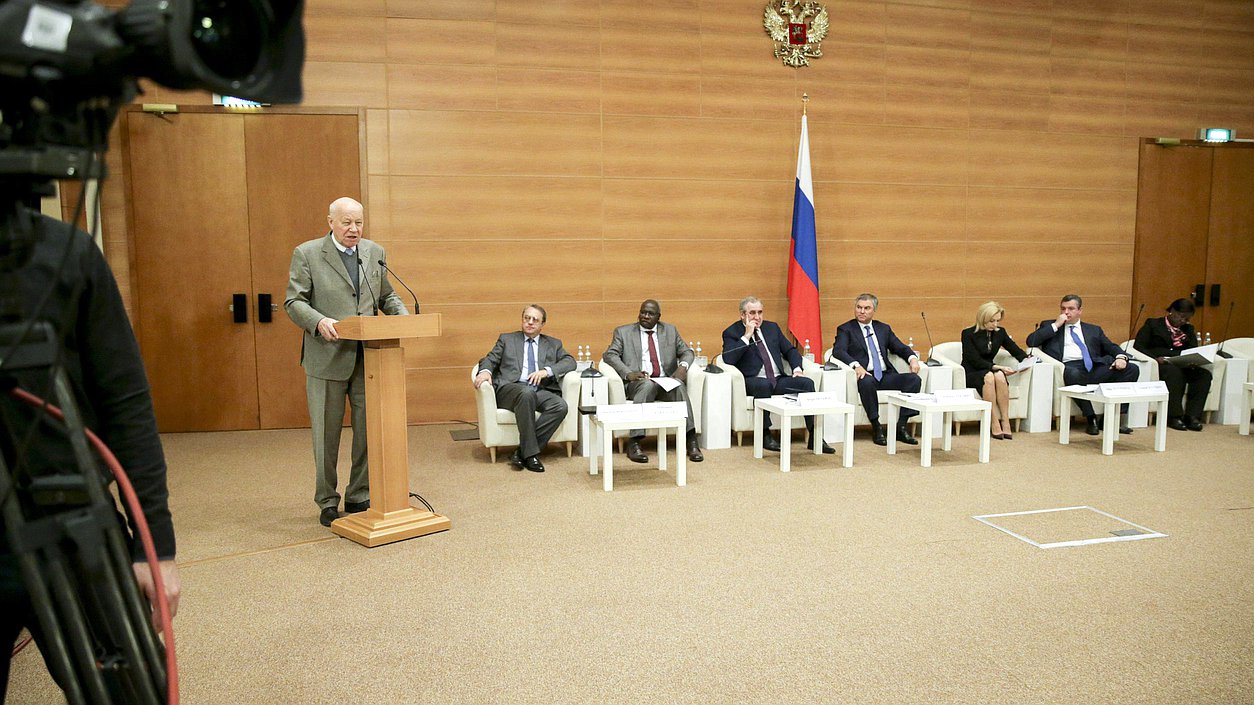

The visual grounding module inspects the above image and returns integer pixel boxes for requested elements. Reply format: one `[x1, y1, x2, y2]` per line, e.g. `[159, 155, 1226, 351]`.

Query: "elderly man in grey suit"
[473, 305, 576, 473]
[285, 196, 409, 527]
[602, 299, 704, 463]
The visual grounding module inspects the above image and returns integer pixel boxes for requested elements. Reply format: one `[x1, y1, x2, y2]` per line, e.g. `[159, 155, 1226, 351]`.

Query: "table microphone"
[358, 258, 378, 315]
[919, 311, 943, 366]
[1122, 303, 1147, 362]
[379, 259, 419, 313]
[1216, 301, 1236, 358]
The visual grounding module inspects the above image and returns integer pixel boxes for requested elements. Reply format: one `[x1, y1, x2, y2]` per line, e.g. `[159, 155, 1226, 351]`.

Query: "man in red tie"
[603, 300, 704, 463]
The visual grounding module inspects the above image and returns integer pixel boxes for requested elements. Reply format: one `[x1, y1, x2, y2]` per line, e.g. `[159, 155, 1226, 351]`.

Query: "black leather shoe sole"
[510, 449, 525, 470]
[523, 457, 545, 472]
[896, 433, 919, 446]
[1186, 421, 1204, 432]
[821, 443, 836, 454]
[1167, 418, 1188, 431]
[626, 448, 649, 464]
[319, 507, 339, 527]
[1085, 422, 1100, 436]
[762, 437, 781, 452]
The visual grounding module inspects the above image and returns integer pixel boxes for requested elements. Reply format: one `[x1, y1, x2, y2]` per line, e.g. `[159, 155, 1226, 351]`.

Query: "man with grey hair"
[832, 293, 922, 446]
[722, 296, 835, 454]
[286, 196, 410, 527]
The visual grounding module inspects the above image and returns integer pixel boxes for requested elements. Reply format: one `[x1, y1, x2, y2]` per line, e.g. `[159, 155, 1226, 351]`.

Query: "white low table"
[1057, 383, 1168, 455]
[587, 402, 687, 491]
[1241, 382, 1253, 436]
[884, 392, 992, 468]
[754, 395, 855, 471]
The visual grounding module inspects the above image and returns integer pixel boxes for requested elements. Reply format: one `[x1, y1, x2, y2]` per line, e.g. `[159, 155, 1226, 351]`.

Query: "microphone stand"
[379, 259, 420, 314]
[1122, 303, 1147, 362]
[1216, 301, 1236, 358]
[919, 311, 943, 366]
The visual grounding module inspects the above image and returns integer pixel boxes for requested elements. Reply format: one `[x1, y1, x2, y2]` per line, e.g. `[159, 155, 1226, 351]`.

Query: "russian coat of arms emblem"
[763, 1, 830, 68]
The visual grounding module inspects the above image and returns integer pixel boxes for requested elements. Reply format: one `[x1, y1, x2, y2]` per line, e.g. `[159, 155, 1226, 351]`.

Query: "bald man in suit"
[286, 196, 409, 527]
[602, 299, 704, 463]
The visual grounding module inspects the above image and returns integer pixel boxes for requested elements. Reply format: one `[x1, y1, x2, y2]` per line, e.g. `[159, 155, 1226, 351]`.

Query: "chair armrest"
[559, 370, 581, 401]
[597, 361, 627, 403]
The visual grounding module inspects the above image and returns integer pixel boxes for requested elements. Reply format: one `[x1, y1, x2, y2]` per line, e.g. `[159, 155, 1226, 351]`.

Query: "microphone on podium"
[358, 258, 378, 315]
[379, 259, 420, 313]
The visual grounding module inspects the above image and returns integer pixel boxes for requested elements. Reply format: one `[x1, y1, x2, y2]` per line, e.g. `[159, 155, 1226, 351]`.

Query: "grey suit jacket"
[478, 331, 576, 393]
[602, 322, 693, 379]
[285, 233, 408, 381]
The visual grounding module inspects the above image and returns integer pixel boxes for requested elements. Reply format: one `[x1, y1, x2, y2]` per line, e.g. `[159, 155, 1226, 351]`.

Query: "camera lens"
[189, 0, 265, 80]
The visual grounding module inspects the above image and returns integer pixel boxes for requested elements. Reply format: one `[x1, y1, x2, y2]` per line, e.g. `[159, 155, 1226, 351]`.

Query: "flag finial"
[801, 93, 809, 116]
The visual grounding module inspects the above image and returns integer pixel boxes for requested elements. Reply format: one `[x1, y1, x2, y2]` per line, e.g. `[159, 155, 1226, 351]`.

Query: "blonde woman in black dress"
[961, 301, 1031, 439]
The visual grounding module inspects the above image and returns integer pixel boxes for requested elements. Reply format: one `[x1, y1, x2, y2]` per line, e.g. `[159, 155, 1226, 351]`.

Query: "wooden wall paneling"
[1123, 100, 1201, 140]
[385, 18, 497, 65]
[603, 116, 792, 180]
[602, 240, 789, 303]
[307, 0, 385, 16]
[305, 16, 387, 62]
[967, 131, 1137, 190]
[835, 246, 972, 301]
[600, 26, 704, 74]
[969, 50, 1051, 93]
[386, 64, 497, 111]
[406, 367, 474, 424]
[1049, 95, 1126, 135]
[1050, 17, 1130, 63]
[366, 109, 389, 174]
[389, 176, 602, 240]
[495, 68, 602, 114]
[602, 72, 703, 117]
[496, 0, 601, 26]
[386, 0, 491, 21]
[885, 4, 972, 51]
[818, 183, 967, 242]
[814, 124, 968, 185]
[698, 32, 798, 81]
[884, 86, 970, 128]
[389, 111, 602, 176]
[965, 187, 1136, 243]
[969, 89, 1051, 131]
[366, 175, 392, 237]
[885, 47, 971, 89]
[807, 84, 886, 126]
[700, 76, 798, 121]
[803, 42, 888, 91]
[1124, 63, 1201, 104]
[403, 302, 608, 369]
[494, 22, 602, 70]
[300, 62, 389, 107]
[971, 11, 1052, 54]
[959, 243, 1133, 299]
[1128, 24, 1207, 67]
[602, 179, 790, 241]
[1050, 57, 1127, 99]
[1200, 28, 1254, 70]
[389, 240, 605, 304]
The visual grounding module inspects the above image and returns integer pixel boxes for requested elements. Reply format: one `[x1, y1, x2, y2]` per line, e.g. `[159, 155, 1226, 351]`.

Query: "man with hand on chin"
[721, 296, 834, 454]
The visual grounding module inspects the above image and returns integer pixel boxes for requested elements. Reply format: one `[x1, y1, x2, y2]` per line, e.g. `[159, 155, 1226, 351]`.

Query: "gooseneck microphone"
[919, 311, 943, 366]
[1216, 301, 1236, 358]
[1123, 303, 1146, 361]
[358, 257, 378, 316]
[379, 259, 420, 313]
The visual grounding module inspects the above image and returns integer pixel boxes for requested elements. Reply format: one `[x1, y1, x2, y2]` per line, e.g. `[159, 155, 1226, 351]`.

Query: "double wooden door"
[1133, 140, 1254, 339]
[124, 108, 363, 432]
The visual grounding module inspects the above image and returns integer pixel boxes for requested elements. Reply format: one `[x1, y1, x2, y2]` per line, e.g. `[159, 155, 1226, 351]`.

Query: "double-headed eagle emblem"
[763, 1, 830, 68]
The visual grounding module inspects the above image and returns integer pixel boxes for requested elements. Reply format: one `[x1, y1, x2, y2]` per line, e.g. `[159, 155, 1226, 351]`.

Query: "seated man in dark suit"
[1026, 294, 1139, 436]
[722, 296, 835, 454]
[473, 305, 576, 472]
[831, 293, 922, 446]
[602, 299, 704, 463]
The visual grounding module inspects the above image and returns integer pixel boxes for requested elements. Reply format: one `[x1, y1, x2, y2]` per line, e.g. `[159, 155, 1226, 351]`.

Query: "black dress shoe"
[1085, 417, 1100, 436]
[344, 499, 370, 513]
[510, 448, 525, 470]
[626, 439, 649, 463]
[762, 435, 781, 452]
[319, 506, 339, 527]
[896, 426, 918, 445]
[872, 427, 887, 446]
[1186, 418, 1204, 432]
[686, 438, 704, 462]
[522, 455, 545, 472]
[821, 442, 836, 454]
[1167, 416, 1188, 431]
[1119, 425, 1133, 435]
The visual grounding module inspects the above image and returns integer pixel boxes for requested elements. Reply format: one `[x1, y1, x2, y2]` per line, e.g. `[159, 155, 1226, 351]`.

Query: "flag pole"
[802, 92, 808, 116]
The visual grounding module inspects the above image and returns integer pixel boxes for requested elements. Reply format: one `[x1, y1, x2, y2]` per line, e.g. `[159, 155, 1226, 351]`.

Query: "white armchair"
[597, 362, 706, 448]
[822, 347, 932, 428]
[1122, 341, 1225, 423]
[471, 365, 581, 462]
[1222, 338, 1254, 382]
[714, 354, 822, 446]
[929, 341, 1033, 432]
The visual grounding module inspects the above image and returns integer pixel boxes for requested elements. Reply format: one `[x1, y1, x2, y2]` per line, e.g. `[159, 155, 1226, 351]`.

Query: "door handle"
[258, 293, 273, 323]
[1209, 283, 1220, 306]
[230, 293, 247, 323]
[1192, 284, 1205, 307]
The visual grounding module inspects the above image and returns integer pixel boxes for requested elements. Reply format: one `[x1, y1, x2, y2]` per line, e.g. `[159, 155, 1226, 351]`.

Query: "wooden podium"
[329, 314, 450, 547]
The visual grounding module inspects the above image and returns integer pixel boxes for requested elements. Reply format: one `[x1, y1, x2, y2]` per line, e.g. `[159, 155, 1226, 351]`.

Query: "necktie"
[1069, 326, 1093, 372]
[754, 332, 777, 386]
[865, 325, 883, 381]
[646, 330, 663, 378]
[525, 338, 538, 383]
[345, 247, 355, 256]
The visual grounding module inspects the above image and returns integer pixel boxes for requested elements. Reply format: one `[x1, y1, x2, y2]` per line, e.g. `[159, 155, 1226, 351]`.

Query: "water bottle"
[1204, 332, 1212, 346]
[803, 338, 814, 362]
[695, 341, 706, 367]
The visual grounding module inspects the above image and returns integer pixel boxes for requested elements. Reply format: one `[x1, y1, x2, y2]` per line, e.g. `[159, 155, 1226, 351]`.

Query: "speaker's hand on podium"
[317, 317, 340, 342]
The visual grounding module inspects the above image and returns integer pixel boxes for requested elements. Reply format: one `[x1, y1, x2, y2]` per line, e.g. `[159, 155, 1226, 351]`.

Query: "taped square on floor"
[972, 505, 1168, 549]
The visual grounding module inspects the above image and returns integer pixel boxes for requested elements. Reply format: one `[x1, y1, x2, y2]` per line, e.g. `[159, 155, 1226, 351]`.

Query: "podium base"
[329, 505, 451, 547]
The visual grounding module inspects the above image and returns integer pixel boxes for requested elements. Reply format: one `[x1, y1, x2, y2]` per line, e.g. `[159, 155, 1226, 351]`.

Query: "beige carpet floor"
[6, 422, 1253, 704]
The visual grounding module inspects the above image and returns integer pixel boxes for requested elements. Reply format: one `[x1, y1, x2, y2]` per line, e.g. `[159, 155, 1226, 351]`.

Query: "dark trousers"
[496, 382, 568, 458]
[744, 374, 816, 433]
[1063, 360, 1140, 417]
[1158, 363, 1212, 419]
[625, 378, 696, 437]
[856, 370, 922, 425]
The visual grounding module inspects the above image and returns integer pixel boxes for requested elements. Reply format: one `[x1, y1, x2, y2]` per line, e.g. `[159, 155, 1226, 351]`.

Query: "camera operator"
[0, 206, 181, 697]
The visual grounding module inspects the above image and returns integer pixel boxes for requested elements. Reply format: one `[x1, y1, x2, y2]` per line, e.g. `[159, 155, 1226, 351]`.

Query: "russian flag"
[787, 114, 822, 354]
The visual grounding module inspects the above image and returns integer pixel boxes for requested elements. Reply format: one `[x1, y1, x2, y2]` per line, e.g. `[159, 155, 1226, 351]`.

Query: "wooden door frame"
[108, 104, 367, 341]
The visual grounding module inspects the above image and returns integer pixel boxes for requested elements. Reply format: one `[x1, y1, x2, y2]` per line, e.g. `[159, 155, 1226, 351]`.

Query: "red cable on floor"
[8, 387, 178, 704]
